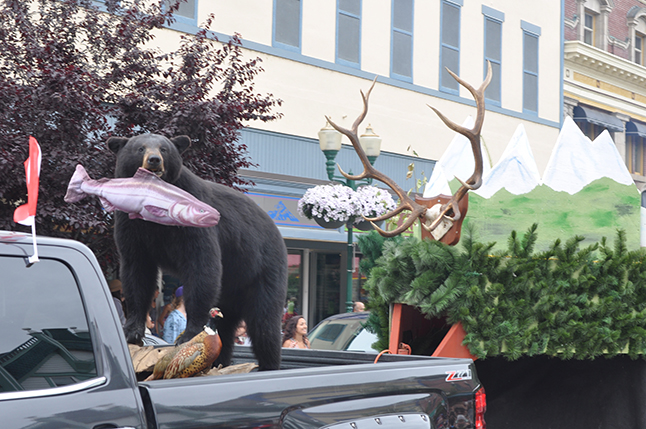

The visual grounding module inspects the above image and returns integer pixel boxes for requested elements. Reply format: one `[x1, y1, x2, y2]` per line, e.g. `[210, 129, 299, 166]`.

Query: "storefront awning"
[626, 121, 646, 138]
[278, 225, 351, 243]
[573, 106, 624, 132]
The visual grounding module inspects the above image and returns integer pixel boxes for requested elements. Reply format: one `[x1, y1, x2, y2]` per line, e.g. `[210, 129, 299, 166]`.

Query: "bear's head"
[107, 134, 191, 183]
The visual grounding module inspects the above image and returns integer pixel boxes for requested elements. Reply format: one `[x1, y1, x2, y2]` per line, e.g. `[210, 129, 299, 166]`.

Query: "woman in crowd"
[162, 286, 186, 344]
[234, 320, 252, 346]
[282, 315, 309, 349]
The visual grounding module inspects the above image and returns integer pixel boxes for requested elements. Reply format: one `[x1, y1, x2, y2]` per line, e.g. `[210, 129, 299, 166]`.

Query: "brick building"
[564, 0, 646, 190]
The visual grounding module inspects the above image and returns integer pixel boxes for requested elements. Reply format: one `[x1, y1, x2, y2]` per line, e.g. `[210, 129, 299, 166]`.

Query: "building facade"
[153, 0, 564, 327]
[564, 0, 646, 190]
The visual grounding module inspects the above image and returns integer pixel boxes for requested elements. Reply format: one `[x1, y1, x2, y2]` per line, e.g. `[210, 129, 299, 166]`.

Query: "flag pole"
[14, 136, 42, 265]
[28, 222, 39, 264]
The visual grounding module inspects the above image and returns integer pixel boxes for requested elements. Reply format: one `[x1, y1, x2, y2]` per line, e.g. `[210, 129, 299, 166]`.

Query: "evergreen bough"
[358, 225, 646, 360]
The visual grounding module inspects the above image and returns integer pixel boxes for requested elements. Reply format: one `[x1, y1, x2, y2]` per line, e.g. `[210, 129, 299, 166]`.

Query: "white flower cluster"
[298, 184, 359, 222]
[354, 186, 397, 223]
[298, 183, 396, 224]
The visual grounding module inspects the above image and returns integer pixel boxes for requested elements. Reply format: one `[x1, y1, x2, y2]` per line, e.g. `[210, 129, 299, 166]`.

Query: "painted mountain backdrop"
[425, 117, 641, 250]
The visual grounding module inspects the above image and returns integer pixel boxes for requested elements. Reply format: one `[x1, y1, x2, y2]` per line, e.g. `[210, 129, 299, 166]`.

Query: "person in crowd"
[145, 312, 154, 335]
[148, 289, 160, 336]
[109, 279, 126, 327]
[353, 301, 365, 312]
[234, 320, 252, 346]
[157, 293, 173, 337]
[162, 286, 186, 344]
[282, 315, 310, 349]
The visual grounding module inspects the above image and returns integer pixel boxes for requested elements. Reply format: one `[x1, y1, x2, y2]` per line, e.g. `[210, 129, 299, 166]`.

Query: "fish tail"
[64, 164, 91, 203]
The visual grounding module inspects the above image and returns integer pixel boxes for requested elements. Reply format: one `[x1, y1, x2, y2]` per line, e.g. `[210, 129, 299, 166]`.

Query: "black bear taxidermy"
[108, 133, 287, 371]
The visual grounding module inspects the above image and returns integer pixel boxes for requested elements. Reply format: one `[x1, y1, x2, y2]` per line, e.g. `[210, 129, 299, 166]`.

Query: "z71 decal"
[445, 368, 472, 382]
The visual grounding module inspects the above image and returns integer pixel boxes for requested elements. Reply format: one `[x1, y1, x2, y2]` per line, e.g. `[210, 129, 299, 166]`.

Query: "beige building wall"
[155, 0, 563, 174]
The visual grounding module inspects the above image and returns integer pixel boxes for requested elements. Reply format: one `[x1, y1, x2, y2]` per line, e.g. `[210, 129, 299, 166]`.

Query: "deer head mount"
[326, 62, 492, 243]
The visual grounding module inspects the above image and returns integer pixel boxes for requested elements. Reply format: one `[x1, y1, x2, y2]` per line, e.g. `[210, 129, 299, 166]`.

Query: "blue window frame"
[627, 133, 646, 175]
[273, 0, 302, 53]
[163, 0, 197, 26]
[391, 0, 413, 82]
[336, 0, 362, 68]
[482, 6, 503, 106]
[521, 21, 540, 115]
[440, 0, 461, 94]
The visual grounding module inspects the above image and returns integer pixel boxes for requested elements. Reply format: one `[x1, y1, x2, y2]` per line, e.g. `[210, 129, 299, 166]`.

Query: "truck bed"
[141, 346, 479, 429]
[234, 344, 473, 369]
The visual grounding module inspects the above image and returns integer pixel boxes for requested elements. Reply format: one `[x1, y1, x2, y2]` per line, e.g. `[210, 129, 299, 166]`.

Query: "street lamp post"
[318, 121, 382, 313]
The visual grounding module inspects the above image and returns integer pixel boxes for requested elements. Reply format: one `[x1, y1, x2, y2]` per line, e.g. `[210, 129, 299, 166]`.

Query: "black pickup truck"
[0, 231, 486, 429]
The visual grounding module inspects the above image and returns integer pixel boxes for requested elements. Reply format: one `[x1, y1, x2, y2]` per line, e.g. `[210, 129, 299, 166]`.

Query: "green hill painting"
[463, 178, 640, 250]
[425, 117, 641, 251]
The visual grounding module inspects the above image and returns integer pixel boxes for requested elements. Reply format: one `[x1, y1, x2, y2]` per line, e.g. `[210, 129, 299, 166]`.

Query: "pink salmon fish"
[64, 164, 221, 228]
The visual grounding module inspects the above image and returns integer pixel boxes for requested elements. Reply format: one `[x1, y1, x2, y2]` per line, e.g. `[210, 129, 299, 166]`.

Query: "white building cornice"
[564, 40, 646, 84]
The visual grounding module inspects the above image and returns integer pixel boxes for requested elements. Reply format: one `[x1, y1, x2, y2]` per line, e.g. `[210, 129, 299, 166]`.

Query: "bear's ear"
[107, 137, 129, 154]
[171, 135, 191, 154]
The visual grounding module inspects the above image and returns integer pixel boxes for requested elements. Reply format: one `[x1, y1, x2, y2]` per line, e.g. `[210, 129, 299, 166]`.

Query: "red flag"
[13, 136, 42, 226]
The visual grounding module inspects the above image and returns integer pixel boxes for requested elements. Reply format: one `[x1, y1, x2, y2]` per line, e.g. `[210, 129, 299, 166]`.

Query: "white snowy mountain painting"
[473, 124, 541, 199]
[542, 116, 634, 194]
[423, 116, 492, 198]
[425, 116, 641, 250]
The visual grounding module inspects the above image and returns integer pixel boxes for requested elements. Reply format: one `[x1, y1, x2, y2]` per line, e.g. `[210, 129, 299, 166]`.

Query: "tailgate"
[140, 355, 479, 429]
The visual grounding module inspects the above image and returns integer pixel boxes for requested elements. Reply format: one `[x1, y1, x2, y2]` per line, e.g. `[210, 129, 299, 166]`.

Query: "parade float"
[327, 67, 646, 428]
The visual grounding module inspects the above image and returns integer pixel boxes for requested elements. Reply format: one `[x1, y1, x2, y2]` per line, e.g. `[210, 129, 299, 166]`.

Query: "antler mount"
[326, 63, 492, 243]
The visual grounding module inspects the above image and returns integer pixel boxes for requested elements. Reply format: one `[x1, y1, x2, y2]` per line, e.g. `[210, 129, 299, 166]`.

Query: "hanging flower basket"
[298, 183, 396, 230]
[298, 183, 359, 225]
[352, 185, 396, 230]
[314, 217, 346, 229]
[354, 219, 385, 231]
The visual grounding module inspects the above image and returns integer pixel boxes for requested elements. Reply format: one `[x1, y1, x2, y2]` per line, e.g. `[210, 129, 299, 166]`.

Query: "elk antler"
[326, 77, 428, 237]
[425, 61, 492, 231]
[326, 63, 491, 239]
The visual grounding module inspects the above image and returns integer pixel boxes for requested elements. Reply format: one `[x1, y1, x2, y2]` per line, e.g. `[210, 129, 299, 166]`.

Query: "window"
[627, 136, 646, 175]
[583, 12, 595, 45]
[482, 6, 504, 105]
[576, 121, 605, 140]
[174, 0, 195, 20]
[163, 0, 197, 24]
[0, 257, 97, 393]
[273, 0, 302, 52]
[522, 21, 540, 115]
[440, 0, 461, 94]
[285, 250, 304, 325]
[636, 34, 644, 65]
[626, 121, 646, 175]
[313, 253, 341, 323]
[308, 314, 377, 352]
[337, 0, 361, 67]
[391, 0, 413, 81]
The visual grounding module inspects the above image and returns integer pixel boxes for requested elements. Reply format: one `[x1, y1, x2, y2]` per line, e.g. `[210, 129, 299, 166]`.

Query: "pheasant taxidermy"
[145, 308, 223, 380]
[145, 351, 174, 381]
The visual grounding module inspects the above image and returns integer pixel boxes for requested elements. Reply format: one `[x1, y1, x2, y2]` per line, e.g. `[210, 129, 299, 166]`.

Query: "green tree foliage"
[0, 0, 281, 276]
[357, 232, 405, 352]
[360, 225, 646, 360]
